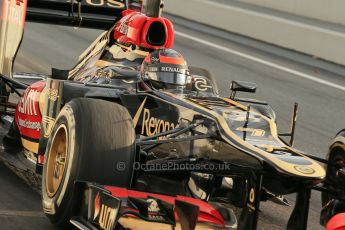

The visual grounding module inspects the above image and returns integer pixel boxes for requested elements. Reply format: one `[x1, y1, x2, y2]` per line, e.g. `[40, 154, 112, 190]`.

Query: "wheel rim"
[45, 125, 68, 198]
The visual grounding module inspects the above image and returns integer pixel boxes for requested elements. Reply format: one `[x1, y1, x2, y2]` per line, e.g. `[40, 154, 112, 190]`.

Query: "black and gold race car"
[0, 0, 343, 229]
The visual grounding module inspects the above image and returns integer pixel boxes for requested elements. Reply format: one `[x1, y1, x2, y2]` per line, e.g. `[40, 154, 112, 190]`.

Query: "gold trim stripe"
[21, 138, 39, 154]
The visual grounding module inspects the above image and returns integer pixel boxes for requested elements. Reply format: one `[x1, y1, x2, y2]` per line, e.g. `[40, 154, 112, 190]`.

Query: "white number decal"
[83, 0, 125, 8]
[86, 0, 104, 6]
[107, 0, 125, 8]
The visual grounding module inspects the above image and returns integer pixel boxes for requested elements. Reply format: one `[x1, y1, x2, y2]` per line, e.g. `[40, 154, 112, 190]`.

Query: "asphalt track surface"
[1, 14, 345, 230]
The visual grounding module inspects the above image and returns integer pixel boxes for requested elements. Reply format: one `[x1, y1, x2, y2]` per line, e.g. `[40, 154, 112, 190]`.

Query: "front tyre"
[322, 135, 345, 207]
[42, 98, 136, 226]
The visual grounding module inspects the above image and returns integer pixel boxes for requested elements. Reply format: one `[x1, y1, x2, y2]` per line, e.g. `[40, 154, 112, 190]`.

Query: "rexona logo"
[133, 97, 176, 136]
[141, 108, 175, 136]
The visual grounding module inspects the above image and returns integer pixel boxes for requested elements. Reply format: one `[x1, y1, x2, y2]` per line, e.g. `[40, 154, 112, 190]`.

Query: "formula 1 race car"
[0, 0, 344, 230]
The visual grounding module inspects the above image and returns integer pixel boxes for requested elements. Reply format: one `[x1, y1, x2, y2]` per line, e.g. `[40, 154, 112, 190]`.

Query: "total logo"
[18, 89, 40, 116]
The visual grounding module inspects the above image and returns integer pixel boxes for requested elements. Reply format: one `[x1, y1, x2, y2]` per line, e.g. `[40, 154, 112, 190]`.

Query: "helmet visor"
[145, 71, 189, 85]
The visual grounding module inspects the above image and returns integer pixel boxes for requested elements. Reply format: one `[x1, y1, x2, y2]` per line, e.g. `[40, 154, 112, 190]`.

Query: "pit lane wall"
[164, 0, 345, 66]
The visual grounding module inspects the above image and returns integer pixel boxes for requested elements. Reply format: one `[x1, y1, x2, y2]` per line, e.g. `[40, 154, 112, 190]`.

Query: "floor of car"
[134, 173, 191, 197]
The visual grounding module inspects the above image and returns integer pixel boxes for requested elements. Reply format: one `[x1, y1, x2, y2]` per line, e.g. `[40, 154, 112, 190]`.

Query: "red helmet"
[141, 49, 190, 89]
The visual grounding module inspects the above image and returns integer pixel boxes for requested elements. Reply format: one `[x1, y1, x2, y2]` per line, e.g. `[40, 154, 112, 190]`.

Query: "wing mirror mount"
[279, 102, 299, 146]
[230, 80, 257, 99]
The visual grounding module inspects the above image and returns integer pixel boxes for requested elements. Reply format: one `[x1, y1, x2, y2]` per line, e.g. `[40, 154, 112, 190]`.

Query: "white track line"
[199, 0, 345, 37]
[175, 30, 345, 92]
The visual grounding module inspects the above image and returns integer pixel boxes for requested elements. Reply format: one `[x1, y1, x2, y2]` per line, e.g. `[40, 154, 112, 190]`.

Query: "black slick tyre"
[42, 98, 136, 226]
[322, 141, 345, 207]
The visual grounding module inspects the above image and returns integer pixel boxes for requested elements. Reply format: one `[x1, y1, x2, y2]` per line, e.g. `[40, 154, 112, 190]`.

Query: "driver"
[140, 49, 191, 90]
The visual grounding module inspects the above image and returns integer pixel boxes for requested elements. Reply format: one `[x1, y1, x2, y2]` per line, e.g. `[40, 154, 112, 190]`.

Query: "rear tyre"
[42, 98, 136, 226]
[322, 141, 345, 207]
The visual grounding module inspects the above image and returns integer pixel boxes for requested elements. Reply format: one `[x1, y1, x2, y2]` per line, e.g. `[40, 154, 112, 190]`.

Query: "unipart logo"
[98, 202, 116, 230]
[92, 192, 118, 230]
[18, 89, 40, 116]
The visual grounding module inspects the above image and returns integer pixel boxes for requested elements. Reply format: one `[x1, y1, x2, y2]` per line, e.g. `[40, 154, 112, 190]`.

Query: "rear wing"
[0, 0, 162, 87]
[26, 0, 127, 29]
[0, 0, 27, 79]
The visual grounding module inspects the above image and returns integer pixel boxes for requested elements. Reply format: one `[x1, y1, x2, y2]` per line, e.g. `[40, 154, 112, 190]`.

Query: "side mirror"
[230, 80, 257, 99]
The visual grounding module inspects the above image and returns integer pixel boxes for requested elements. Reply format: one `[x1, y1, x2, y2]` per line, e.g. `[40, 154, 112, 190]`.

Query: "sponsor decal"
[189, 98, 229, 110]
[93, 193, 101, 221]
[41, 88, 59, 102]
[42, 116, 56, 138]
[194, 78, 212, 92]
[85, 0, 125, 8]
[161, 66, 181, 73]
[223, 111, 262, 123]
[133, 97, 147, 127]
[91, 191, 119, 230]
[99, 201, 117, 230]
[294, 166, 315, 174]
[147, 198, 160, 212]
[145, 198, 172, 223]
[18, 89, 39, 116]
[141, 108, 175, 136]
[150, 56, 160, 64]
[18, 118, 41, 131]
[133, 97, 177, 136]
[236, 127, 265, 137]
[119, 21, 128, 35]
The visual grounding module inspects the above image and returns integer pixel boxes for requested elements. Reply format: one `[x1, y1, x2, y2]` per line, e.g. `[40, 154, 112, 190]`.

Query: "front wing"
[71, 183, 237, 230]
